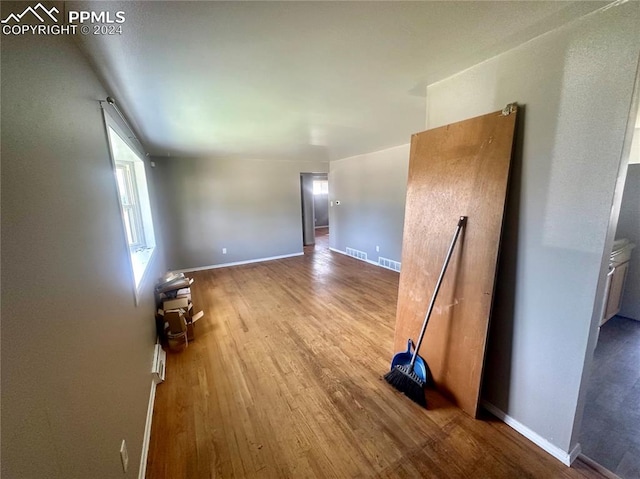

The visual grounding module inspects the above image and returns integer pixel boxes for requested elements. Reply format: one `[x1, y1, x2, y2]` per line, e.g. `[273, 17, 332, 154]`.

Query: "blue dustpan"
[390, 339, 427, 383]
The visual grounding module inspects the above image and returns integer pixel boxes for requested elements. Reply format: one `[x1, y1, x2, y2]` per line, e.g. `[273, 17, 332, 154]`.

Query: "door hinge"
[501, 102, 518, 116]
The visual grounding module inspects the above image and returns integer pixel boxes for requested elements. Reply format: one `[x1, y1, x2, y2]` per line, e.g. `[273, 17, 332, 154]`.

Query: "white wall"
[154, 156, 328, 270]
[630, 128, 640, 164]
[1, 28, 164, 478]
[329, 144, 410, 264]
[426, 2, 639, 456]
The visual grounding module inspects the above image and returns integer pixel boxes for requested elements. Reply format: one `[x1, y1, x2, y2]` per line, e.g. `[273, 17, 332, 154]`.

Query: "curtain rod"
[100, 96, 147, 156]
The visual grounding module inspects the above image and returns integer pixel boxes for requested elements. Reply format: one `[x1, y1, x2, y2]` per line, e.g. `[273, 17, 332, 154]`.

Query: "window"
[313, 179, 328, 195]
[105, 124, 156, 295]
[115, 162, 143, 247]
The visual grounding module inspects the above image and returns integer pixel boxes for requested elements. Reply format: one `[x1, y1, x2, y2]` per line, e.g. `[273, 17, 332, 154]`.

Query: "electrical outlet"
[376, 245, 380, 252]
[120, 439, 129, 473]
[222, 248, 227, 254]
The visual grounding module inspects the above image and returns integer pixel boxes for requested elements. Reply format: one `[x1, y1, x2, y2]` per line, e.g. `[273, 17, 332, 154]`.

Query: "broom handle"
[410, 216, 467, 368]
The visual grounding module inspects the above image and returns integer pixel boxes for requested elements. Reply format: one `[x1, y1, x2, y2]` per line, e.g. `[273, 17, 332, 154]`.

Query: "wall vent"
[346, 247, 368, 262]
[152, 344, 166, 384]
[378, 256, 402, 272]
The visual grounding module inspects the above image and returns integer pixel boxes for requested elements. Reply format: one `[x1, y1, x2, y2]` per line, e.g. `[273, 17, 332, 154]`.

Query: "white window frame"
[102, 107, 156, 304]
[115, 161, 145, 248]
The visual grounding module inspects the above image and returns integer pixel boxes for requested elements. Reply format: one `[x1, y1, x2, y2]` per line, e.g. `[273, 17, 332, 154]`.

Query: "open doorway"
[300, 173, 329, 251]
[578, 107, 640, 477]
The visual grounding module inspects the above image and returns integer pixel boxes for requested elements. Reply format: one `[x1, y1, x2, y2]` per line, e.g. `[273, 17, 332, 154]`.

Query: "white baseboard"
[174, 252, 304, 273]
[481, 400, 580, 466]
[329, 247, 378, 267]
[329, 247, 401, 272]
[577, 453, 621, 478]
[138, 379, 157, 479]
[568, 442, 582, 465]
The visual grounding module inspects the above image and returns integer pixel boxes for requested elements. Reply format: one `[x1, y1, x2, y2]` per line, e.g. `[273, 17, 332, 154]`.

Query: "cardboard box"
[186, 322, 195, 341]
[174, 287, 191, 301]
[186, 310, 204, 341]
[156, 277, 194, 295]
[163, 310, 187, 334]
[155, 272, 186, 292]
[158, 271, 184, 284]
[157, 288, 191, 304]
[157, 288, 204, 344]
[167, 330, 187, 352]
[163, 297, 189, 312]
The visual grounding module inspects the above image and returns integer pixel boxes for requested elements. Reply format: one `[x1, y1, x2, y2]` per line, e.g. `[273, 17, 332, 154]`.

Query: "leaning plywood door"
[394, 106, 517, 417]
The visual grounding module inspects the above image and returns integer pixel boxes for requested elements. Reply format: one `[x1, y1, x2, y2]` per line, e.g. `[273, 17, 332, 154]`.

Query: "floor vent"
[378, 257, 402, 272]
[346, 247, 368, 262]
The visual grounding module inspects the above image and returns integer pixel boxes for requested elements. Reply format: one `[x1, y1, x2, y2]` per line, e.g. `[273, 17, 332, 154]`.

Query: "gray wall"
[1, 28, 164, 478]
[314, 195, 329, 227]
[617, 164, 640, 320]
[329, 144, 410, 263]
[154, 157, 328, 270]
[426, 3, 639, 454]
[313, 174, 329, 228]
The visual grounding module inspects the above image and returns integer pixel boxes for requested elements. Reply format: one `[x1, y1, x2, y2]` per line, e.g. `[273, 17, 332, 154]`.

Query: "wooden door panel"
[394, 107, 517, 417]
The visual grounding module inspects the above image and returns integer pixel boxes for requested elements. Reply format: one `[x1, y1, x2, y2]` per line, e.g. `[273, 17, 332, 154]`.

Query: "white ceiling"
[75, 1, 608, 162]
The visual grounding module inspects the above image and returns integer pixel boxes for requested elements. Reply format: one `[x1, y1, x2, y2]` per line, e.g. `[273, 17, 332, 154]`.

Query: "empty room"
[2, 1, 639, 478]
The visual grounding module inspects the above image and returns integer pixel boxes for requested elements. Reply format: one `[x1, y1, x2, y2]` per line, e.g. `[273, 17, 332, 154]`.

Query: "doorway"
[300, 173, 329, 250]
[577, 105, 640, 477]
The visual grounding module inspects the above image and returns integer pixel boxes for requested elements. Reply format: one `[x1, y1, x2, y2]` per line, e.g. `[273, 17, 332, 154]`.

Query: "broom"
[384, 216, 467, 407]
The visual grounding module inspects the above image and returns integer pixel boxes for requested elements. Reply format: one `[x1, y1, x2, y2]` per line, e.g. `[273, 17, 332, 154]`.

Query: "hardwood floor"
[146, 244, 607, 478]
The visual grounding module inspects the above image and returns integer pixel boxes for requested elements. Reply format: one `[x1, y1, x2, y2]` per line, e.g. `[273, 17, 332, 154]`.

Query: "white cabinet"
[601, 239, 635, 326]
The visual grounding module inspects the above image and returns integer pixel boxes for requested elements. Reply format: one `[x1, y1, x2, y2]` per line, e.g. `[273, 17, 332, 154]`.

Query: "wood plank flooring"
[146, 237, 607, 478]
